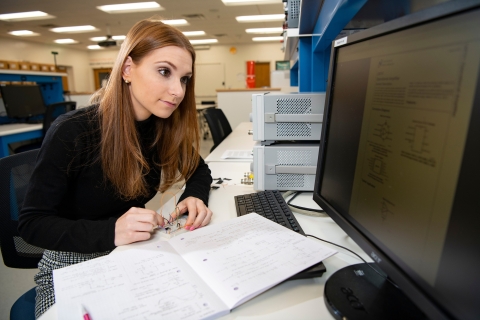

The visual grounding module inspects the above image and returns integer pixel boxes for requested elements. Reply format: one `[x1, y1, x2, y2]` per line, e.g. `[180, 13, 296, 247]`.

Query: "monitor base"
[324, 263, 426, 320]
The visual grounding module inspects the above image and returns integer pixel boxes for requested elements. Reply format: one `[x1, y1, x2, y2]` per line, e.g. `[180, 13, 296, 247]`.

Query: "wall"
[1, 37, 288, 93]
[87, 42, 288, 90]
[0, 36, 93, 93]
[195, 43, 287, 90]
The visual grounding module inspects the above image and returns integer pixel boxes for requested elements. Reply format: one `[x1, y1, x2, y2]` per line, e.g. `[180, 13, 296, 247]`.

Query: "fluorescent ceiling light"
[252, 36, 283, 41]
[236, 14, 285, 22]
[223, 0, 282, 5]
[88, 45, 104, 50]
[9, 30, 40, 37]
[90, 35, 126, 41]
[97, 2, 164, 13]
[193, 45, 211, 50]
[54, 39, 79, 44]
[183, 31, 206, 37]
[50, 25, 98, 33]
[246, 27, 283, 34]
[0, 11, 54, 21]
[190, 39, 218, 45]
[161, 19, 188, 26]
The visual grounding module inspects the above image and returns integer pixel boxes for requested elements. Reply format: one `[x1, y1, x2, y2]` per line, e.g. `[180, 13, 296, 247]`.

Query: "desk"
[0, 123, 42, 158]
[39, 160, 369, 320]
[205, 122, 255, 163]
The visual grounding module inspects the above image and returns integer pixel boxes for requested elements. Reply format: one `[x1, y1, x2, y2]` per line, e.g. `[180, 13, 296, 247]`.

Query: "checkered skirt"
[34, 249, 111, 319]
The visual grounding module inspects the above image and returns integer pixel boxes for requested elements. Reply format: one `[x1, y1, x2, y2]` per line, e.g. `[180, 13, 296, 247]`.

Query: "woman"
[18, 18, 213, 318]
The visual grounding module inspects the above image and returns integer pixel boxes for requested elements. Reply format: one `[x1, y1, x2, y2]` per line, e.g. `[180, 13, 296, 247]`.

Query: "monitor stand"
[324, 263, 426, 320]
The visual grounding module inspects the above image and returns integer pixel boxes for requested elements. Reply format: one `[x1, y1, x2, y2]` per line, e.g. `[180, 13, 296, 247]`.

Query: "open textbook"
[53, 213, 337, 320]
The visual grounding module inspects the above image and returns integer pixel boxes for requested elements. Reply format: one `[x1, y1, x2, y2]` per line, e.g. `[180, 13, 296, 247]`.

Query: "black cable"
[306, 233, 399, 288]
[286, 191, 325, 213]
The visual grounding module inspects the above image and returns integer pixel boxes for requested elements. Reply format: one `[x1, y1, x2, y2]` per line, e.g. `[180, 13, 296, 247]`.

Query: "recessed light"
[236, 14, 285, 22]
[97, 2, 164, 14]
[90, 35, 126, 41]
[190, 39, 218, 45]
[88, 45, 104, 50]
[252, 36, 283, 41]
[9, 30, 40, 37]
[161, 19, 189, 26]
[54, 39, 79, 44]
[0, 11, 55, 21]
[223, 0, 282, 5]
[50, 25, 98, 33]
[183, 31, 206, 37]
[246, 27, 283, 34]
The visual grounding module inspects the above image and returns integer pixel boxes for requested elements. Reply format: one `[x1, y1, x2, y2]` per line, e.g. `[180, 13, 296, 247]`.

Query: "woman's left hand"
[173, 197, 213, 231]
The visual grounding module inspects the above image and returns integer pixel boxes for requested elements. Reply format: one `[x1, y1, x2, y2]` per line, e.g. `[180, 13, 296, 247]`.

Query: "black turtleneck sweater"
[18, 105, 212, 254]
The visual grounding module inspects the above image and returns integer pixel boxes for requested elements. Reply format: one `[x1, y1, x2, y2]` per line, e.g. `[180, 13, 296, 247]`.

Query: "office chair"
[0, 149, 44, 320]
[203, 108, 232, 152]
[14, 101, 77, 153]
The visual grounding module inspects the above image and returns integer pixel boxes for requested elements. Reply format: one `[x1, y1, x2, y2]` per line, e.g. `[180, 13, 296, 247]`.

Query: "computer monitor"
[313, 1, 480, 320]
[0, 85, 46, 121]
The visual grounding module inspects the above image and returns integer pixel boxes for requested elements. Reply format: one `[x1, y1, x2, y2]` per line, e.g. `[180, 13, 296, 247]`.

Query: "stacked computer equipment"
[250, 92, 325, 191]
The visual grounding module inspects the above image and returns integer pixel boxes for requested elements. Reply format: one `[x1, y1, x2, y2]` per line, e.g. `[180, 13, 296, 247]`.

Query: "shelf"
[283, 28, 299, 61]
[0, 69, 66, 77]
[299, 0, 325, 34]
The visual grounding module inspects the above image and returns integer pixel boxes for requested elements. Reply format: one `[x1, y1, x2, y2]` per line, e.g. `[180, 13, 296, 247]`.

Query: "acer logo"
[371, 251, 382, 263]
[341, 287, 368, 313]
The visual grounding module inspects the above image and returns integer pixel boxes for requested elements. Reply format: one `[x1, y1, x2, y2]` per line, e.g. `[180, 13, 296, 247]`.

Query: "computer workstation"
[312, 1, 480, 319]
[0, 84, 48, 157]
[236, 1, 479, 319]
[0, 84, 46, 124]
[40, 1, 480, 319]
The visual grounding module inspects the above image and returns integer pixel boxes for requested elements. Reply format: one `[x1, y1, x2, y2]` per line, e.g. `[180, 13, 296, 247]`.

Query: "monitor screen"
[0, 85, 46, 119]
[313, 1, 480, 320]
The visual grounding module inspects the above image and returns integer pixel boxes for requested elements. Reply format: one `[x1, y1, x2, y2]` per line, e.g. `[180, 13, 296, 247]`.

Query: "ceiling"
[0, 0, 286, 51]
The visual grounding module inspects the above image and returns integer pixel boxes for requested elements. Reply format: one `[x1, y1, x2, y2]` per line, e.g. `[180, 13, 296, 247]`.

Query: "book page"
[169, 213, 337, 309]
[54, 240, 229, 320]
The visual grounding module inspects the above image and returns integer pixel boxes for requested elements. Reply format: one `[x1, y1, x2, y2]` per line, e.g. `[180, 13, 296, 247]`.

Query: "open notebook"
[53, 213, 337, 320]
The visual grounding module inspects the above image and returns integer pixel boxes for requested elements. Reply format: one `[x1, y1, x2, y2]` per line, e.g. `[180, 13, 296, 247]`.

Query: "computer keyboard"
[235, 190, 304, 234]
[234, 190, 326, 280]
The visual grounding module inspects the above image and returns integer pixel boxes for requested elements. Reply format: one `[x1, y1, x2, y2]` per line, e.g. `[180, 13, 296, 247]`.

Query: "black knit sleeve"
[178, 157, 212, 206]
[18, 111, 117, 253]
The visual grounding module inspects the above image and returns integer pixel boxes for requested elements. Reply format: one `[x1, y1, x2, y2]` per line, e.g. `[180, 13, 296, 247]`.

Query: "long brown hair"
[90, 18, 200, 199]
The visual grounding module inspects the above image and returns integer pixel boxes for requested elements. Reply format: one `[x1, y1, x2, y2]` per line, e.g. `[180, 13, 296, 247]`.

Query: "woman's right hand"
[114, 207, 163, 246]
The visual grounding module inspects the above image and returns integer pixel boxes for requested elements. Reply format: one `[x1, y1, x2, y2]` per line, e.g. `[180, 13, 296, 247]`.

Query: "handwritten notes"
[169, 214, 336, 308]
[54, 242, 228, 320]
[54, 214, 336, 319]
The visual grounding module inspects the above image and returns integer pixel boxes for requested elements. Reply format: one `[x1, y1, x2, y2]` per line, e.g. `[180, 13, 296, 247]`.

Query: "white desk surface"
[205, 122, 255, 163]
[39, 160, 369, 320]
[0, 123, 42, 136]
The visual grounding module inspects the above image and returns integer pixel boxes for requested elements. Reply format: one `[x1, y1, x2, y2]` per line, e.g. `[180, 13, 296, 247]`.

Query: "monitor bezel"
[312, 1, 480, 319]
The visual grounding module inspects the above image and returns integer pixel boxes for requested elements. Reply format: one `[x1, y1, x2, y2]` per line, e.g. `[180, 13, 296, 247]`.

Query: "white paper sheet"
[169, 213, 337, 308]
[220, 150, 253, 159]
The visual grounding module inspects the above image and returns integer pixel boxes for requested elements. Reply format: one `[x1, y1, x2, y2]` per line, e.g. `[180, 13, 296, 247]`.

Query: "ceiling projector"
[98, 36, 117, 47]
